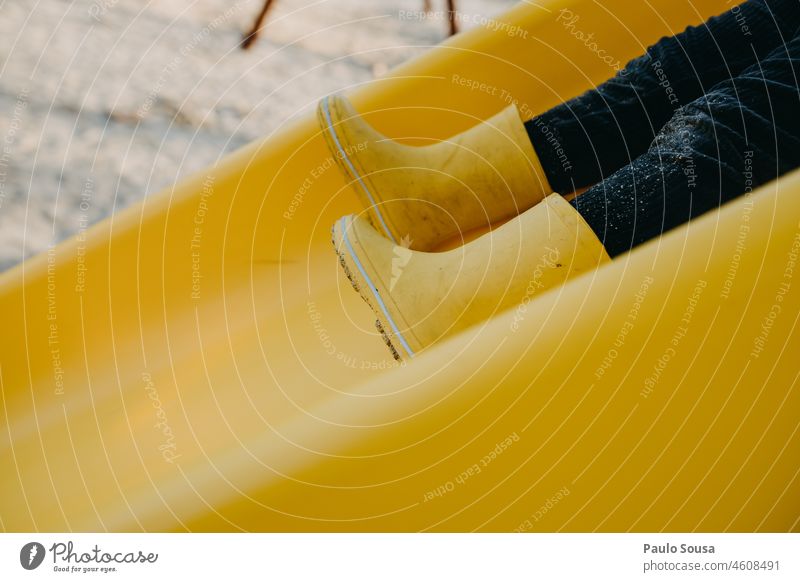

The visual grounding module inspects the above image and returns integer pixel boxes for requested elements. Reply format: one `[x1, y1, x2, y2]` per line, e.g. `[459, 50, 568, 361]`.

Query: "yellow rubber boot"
[319, 94, 552, 250]
[332, 193, 610, 360]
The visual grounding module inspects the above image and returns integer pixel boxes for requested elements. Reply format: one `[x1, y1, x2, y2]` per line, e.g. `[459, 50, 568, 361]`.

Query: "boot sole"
[331, 216, 416, 361]
[317, 95, 399, 245]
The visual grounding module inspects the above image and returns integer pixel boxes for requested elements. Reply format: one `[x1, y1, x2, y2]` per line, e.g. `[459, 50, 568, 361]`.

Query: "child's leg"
[573, 28, 800, 257]
[529, 0, 800, 193]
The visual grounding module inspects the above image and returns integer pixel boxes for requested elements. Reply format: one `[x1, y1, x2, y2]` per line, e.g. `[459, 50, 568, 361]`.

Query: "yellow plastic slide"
[1, 0, 798, 532]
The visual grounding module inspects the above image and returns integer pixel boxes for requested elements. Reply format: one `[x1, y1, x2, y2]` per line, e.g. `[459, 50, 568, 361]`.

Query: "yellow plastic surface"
[1, 0, 798, 532]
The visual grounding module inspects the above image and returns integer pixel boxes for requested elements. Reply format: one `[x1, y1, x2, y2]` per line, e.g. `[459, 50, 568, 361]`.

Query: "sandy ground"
[0, 0, 516, 272]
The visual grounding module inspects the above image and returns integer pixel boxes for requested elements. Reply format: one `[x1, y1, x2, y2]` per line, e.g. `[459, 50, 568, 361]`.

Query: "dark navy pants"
[525, 0, 800, 255]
